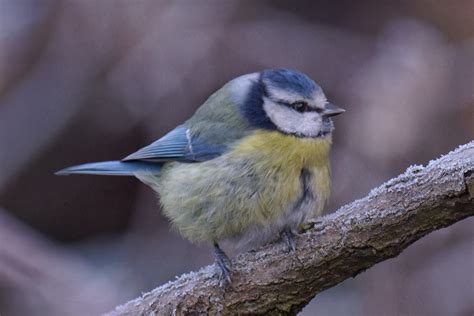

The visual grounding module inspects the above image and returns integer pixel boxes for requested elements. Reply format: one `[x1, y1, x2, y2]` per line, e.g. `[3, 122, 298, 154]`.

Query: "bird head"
[236, 69, 344, 138]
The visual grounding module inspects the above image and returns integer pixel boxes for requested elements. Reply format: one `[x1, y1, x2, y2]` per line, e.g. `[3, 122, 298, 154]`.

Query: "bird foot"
[214, 244, 232, 285]
[281, 229, 296, 252]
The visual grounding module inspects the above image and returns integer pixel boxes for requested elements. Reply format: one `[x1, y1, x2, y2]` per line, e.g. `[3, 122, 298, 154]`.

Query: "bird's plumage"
[55, 160, 162, 176]
[261, 68, 321, 99]
[57, 68, 344, 258]
[123, 124, 228, 162]
[145, 129, 331, 250]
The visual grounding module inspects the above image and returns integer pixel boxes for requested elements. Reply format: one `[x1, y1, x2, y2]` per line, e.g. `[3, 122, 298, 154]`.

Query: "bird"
[56, 68, 345, 283]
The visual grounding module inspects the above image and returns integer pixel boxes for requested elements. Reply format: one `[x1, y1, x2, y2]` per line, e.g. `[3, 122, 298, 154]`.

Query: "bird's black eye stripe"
[275, 100, 322, 113]
[290, 101, 310, 113]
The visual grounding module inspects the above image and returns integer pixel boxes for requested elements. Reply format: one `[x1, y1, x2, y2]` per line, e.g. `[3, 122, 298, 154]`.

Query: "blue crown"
[262, 68, 321, 99]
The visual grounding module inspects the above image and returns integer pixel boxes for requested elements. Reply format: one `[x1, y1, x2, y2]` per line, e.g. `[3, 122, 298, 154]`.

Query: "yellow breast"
[156, 129, 332, 244]
[230, 129, 332, 220]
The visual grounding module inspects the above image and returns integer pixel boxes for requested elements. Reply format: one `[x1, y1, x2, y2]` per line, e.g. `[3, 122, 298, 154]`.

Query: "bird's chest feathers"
[231, 130, 332, 216]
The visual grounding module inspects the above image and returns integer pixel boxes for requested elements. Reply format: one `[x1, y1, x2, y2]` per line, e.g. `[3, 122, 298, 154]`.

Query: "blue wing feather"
[122, 125, 227, 162]
[55, 125, 226, 177]
[55, 160, 162, 176]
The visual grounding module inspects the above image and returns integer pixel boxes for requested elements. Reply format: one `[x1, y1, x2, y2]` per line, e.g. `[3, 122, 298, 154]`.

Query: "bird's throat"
[232, 130, 332, 169]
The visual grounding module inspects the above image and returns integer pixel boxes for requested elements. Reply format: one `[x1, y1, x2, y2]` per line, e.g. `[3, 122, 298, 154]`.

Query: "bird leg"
[281, 228, 296, 252]
[213, 243, 232, 284]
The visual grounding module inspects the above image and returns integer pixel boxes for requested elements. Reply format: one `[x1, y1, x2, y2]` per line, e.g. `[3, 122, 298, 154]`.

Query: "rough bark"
[108, 141, 474, 316]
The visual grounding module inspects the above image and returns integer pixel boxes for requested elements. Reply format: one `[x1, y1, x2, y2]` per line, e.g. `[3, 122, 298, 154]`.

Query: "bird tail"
[55, 160, 162, 176]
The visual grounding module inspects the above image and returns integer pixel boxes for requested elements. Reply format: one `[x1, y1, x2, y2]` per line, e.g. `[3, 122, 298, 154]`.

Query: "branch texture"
[108, 141, 474, 315]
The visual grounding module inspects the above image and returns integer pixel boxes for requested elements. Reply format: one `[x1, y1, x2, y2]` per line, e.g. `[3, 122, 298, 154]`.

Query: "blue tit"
[57, 68, 344, 282]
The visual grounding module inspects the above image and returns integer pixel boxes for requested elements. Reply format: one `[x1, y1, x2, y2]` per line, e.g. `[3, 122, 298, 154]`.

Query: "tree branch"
[107, 141, 474, 315]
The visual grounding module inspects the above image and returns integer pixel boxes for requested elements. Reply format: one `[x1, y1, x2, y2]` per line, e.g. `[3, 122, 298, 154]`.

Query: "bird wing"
[122, 124, 228, 163]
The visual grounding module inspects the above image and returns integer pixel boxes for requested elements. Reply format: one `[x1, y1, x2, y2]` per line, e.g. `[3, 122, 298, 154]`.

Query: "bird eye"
[291, 101, 309, 113]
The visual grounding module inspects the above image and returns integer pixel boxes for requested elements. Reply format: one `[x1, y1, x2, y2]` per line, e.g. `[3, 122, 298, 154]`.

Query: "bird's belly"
[230, 168, 322, 251]
[151, 162, 328, 249]
[148, 130, 331, 248]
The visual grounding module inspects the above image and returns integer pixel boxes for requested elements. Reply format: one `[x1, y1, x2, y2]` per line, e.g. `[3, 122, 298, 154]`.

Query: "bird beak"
[322, 103, 345, 117]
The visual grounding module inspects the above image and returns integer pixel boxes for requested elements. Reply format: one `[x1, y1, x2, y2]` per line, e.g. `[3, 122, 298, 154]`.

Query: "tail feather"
[55, 160, 162, 176]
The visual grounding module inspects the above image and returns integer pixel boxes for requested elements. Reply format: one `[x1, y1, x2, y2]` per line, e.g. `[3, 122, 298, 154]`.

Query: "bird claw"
[214, 244, 232, 285]
[281, 229, 296, 252]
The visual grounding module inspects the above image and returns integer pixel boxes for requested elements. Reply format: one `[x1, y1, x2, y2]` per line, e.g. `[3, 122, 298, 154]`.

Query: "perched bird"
[57, 69, 344, 282]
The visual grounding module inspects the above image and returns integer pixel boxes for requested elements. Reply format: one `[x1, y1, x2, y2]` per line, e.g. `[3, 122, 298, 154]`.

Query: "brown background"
[0, 1, 473, 315]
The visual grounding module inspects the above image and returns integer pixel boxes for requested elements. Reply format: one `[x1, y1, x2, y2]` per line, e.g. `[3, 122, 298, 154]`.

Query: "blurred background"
[0, 1, 473, 315]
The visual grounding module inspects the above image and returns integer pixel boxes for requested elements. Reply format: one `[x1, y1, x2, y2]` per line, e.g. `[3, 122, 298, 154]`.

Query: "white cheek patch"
[263, 98, 322, 137]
